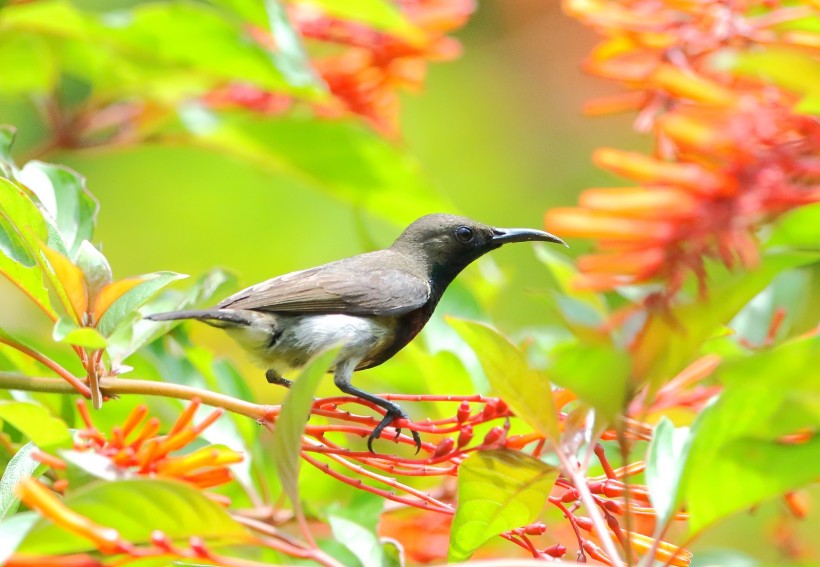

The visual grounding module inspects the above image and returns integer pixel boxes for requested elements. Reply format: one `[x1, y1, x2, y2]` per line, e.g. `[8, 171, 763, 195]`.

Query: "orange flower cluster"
[34, 399, 242, 495]
[205, 0, 475, 135]
[546, 0, 820, 293]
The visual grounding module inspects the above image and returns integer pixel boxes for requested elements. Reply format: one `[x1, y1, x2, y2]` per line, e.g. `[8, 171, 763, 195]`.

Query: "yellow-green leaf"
[449, 450, 557, 561]
[449, 318, 560, 441]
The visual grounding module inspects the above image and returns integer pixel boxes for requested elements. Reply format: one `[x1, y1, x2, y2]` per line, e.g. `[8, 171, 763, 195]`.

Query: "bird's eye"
[454, 226, 475, 243]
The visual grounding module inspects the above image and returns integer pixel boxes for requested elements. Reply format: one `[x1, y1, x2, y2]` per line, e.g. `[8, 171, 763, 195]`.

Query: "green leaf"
[0, 32, 55, 95]
[0, 512, 40, 565]
[448, 450, 557, 562]
[766, 202, 820, 249]
[645, 417, 692, 527]
[53, 316, 108, 349]
[449, 318, 560, 440]
[0, 177, 47, 268]
[0, 442, 45, 520]
[731, 49, 820, 115]
[534, 245, 607, 329]
[548, 342, 631, 421]
[631, 251, 817, 393]
[683, 336, 820, 533]
[74, 240, 112, 302]
[2, 0, 321, 100]
[17, 478, 250, 555]
[0, 402, 72, 451]
[293, 0, 423, 41]
[328, 512, 392, 567]
[97, 271, 187, 336]
[103, 2, 314, 95]
[0, 125, 16, 168]
[17, 161, 98, 258]
[272, 347, 339, 517]
[177, 113, 452, 227]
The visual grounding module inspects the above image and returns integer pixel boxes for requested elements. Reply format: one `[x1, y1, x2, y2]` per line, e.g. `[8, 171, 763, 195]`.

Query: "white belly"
[225, 312, 396, 374]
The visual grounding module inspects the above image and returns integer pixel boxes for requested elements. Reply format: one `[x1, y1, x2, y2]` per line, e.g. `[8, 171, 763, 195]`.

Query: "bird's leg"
[333, 364, 421, 454]
[265, 369, 292, 389]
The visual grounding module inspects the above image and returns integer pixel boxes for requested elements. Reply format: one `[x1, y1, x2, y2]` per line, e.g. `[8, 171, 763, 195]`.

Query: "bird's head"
[390, 213, 566, 282]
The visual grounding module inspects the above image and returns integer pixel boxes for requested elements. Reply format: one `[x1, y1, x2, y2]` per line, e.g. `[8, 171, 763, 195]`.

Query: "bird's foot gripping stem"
[368, 405, 422, 455]
[265, 369, 292, 388]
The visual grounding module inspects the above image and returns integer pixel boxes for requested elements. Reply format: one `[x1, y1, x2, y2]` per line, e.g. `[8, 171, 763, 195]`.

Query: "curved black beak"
[491, 227, 568, 247]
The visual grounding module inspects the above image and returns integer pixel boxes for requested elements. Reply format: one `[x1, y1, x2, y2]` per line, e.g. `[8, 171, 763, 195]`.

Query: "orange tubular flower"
[33, 399, 243, 495]
[550, 0, 820, 295]
[15, 479, 126, 554]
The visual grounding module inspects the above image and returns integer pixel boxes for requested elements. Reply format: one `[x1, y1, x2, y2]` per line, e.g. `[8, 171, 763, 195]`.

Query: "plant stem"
[0, 339, 91, 398]
[553, 442, 625, 566]
[0, 372, 275, 420]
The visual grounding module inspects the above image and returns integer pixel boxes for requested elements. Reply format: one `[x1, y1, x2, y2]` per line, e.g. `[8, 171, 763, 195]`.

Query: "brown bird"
[147, 214, 566, 452]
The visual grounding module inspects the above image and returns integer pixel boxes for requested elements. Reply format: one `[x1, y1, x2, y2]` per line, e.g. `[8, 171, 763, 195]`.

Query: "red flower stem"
[312, 446, 454, 508]
[301, 451, 452, 514]
[231, 516, 346, 567]
[551, 499, 588, 559]
[553, 442, 624, 565]
[0, 338, 91, 398]
[594, 444, 618, 480]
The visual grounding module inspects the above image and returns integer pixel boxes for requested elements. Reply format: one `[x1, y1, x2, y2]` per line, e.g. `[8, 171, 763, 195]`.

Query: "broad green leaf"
[0, 442, 45, 520]
[2, 0, 320, 99]
[0, 402, 72, 451]
[766, 202, 820, 249]
[17, 161, 98, 258]
[731, 49, 820, 114]
[449, 318, 559, 440]
[631, 251, 817, 393]
[293, 0, 423, 41]
[74, 240, 112, 303]
[0, 32, 55, 95]
[100, 2, 313, 95]
[0, 0, 87, 38]
[0, 512, 40, 564]
[548, 342, 631, 421]
[448, 450, 557, 561]
[53, 316, 108, 349]
[683, 336, 820, 533]
[645, 417, 692, 527]
[97, 271, 187, 336]
[0, 178, 55, 317]
[39, 244, 88, 323]
[272, 347, 339, 516]
[0, 125, 16, 167]
[0, 177, 46, 268]
[177, 113, 452, 227]
[534, 244, 607, 328]
[16, 478, 251, 555]
[730, 269, 810, 346]
[328, 512, 392, 567]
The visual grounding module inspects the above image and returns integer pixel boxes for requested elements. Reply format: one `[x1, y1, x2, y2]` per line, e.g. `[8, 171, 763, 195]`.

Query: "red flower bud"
[432, 437, 455, 458]
[456, 401, 471, 423]
[457, 425, 473, 448]
[482, 426, 505, 447]
[544, 543, 567, 558]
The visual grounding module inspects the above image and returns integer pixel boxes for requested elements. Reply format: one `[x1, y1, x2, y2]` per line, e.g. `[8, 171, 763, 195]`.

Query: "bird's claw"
[368, 409, 421, 455]
[265, 369, 292, 388]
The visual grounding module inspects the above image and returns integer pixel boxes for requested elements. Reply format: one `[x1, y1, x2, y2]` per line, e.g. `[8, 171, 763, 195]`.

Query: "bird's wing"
[217, 252, 431, 316]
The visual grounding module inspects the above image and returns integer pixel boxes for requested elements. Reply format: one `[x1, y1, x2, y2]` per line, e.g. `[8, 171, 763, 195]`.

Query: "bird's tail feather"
[145, 309, 254, 328]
